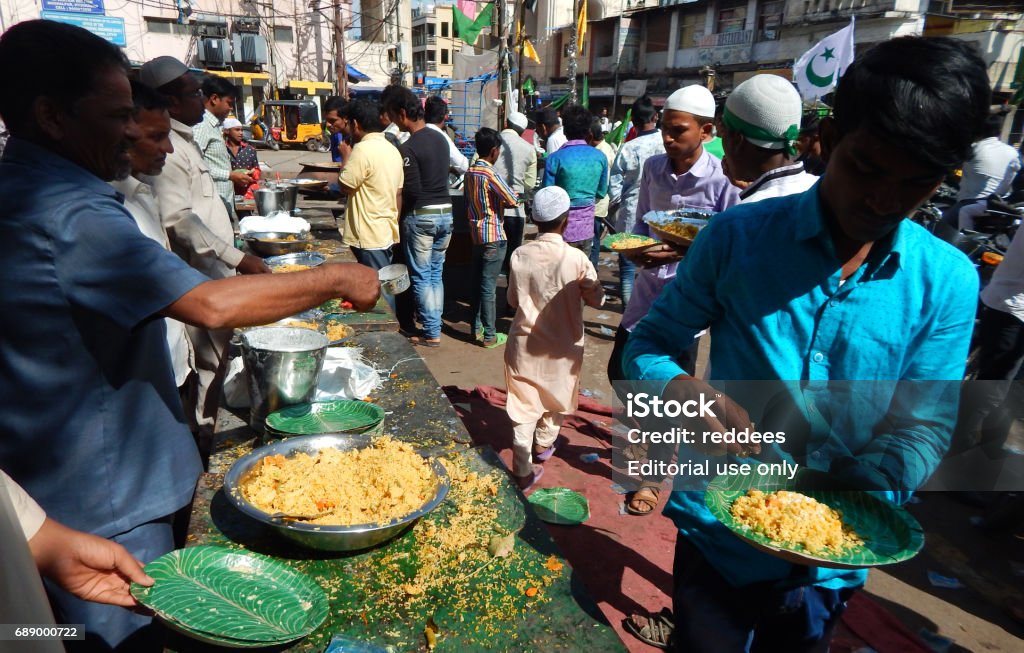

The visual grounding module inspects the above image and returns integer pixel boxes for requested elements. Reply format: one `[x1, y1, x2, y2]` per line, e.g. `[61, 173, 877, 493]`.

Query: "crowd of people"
[0, 15, 1018, 653]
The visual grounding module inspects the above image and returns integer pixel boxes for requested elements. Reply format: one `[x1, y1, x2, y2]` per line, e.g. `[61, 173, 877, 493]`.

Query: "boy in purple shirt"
[542, 105, 609, 254]
[608, 84, 740, 515]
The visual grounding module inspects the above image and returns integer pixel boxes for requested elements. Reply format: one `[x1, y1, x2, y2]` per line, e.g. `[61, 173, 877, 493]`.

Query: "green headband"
[722, 107, 800, 158]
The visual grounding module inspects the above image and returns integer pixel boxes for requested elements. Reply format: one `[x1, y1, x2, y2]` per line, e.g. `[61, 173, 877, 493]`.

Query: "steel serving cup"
[378, 264, 410, 295]
[223, 433, 450, 552]
[240, 327, 329, 434]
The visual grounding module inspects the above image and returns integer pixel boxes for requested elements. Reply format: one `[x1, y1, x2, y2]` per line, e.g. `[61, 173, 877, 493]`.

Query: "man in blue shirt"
[624, 37, 990, 652]
[0, 21, 379, 650]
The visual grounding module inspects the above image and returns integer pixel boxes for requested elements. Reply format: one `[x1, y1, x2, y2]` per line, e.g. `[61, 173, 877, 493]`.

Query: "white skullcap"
[532, 186, 571, 223]
[664, 85, 715, 119]
[140, 56, 189, 89]
[723, 74, 802, 154]
[222, 118, 244, 130]
[507, 111, 528, 131]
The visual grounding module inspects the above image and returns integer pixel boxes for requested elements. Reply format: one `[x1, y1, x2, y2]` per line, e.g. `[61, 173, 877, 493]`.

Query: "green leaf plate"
[528, 488, 590, 526]
[600, 232, 659, 253]
[131, 545, 328, 645]
[705, 470, 925, 569]
[265, 400, 385, 435]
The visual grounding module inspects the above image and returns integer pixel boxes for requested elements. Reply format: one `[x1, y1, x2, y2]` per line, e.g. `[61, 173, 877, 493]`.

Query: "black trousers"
[953, 307, 1024, 452]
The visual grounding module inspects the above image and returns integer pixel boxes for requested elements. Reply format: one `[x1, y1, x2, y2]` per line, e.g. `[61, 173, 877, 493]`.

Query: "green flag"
[605, 108, 631, 146]
[581, 75, 589, 109]
[522, 77, 535, 96]
[550, 92, 570, 110]
[453, 4, 494, 45]
[1012, 46, 1024, 105]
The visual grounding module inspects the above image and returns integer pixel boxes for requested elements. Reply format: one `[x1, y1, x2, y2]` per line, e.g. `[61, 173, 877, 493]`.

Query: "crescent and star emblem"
[806, 47, 837, 88]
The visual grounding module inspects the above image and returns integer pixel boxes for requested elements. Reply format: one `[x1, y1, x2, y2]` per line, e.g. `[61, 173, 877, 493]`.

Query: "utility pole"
[333, 0, 348, 97]
[568, 0, 580, 104]
[497, 0, 508, 126]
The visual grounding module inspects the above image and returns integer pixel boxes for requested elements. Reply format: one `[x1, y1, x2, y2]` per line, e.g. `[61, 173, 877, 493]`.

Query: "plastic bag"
[222, 355, 250, 408]
[314, 348, 381, 401]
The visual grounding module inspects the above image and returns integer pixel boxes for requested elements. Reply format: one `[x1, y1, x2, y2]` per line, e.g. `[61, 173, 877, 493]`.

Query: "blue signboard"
[41, 11, 125, 47]
[41, 0, 105, 15]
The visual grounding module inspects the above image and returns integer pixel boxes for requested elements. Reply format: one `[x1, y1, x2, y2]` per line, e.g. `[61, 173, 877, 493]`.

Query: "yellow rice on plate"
[730, 489, 863, 555]
[241, 437, 437, 526]
[610, 235, 657, 251]
[272, 264, 311, 273]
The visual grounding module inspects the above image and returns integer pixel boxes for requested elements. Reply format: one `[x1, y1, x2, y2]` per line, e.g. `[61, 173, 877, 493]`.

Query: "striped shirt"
[192, 110, 233, 208]
[464, 159, 517, 244]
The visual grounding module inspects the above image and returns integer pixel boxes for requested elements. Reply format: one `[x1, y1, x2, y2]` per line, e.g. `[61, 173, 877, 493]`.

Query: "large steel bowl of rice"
[223, 434, 449, 552]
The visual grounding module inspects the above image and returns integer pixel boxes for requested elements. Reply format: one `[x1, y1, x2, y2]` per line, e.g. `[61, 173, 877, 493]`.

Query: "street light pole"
[333, 0, 348, 97]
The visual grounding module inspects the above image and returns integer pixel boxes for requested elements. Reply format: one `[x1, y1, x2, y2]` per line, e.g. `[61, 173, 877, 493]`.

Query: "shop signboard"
[41, 11, 126, 46]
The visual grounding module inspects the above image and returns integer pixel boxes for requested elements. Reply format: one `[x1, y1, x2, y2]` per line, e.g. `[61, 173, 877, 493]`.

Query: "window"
[646, 12, 670, 52]
[427, 50, 436, 62]
[442, 21, 449, 38]
[677, 12, 702, 49]
[441, 49, 449, 64]
[144, 18, 191, 36]
[274, 26, 293, 43]
[716, 7, 746, 34]
[758, 1, 783, 39]
[427, 23, 435, 37]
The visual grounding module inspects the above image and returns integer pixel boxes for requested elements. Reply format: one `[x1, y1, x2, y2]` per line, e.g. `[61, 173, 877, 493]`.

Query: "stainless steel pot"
[254, 187, 288, 216]
[241, 327, 329, 433]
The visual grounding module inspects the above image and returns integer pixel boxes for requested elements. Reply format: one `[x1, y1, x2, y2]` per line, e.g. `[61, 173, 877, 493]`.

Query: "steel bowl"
[265, 252, 327, 269]
[223, 434, 450, 552]
[378, 263, 410, 295]
[244, 231, 313, 256]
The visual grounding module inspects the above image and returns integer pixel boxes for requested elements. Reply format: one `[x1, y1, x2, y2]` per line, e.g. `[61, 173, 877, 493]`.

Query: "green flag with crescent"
[793, 18, 855, 101]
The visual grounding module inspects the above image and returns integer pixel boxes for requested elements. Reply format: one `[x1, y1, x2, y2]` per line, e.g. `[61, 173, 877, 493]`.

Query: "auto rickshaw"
[249, 100, 329, 152]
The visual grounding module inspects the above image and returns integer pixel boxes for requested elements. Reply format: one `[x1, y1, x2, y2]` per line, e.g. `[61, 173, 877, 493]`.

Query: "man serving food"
[624, 37, 988, 651]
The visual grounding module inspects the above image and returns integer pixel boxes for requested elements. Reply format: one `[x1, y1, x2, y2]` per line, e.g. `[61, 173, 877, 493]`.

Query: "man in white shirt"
[424, 95, 469, 175]
[954, 115, 1022, 230]
[140, 56, 270, 437]
[110, 82, 195, 393]
[494, 111, 538, 271]
[717, 74, 819, 203]
[538, 108, 566, 154]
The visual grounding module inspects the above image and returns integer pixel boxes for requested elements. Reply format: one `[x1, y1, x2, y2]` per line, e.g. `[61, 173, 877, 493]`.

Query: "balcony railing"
[698, 29, 754, 47]
[426, 61, 437, 71]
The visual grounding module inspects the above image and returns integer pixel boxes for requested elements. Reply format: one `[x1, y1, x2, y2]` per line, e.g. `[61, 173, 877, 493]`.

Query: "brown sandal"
[626, 486, 661, 516]
[623, 608, 674, 649]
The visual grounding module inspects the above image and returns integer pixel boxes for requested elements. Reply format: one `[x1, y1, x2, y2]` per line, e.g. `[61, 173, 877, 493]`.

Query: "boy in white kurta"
[504, 187, 606, 490]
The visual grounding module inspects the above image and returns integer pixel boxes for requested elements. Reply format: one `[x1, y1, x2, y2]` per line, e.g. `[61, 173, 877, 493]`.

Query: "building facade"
[517, 0, 1023, 120]
[0, 0, 409, 120]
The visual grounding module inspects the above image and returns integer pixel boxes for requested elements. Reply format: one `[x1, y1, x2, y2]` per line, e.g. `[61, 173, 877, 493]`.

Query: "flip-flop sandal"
[625, 486, 661, 516]
[410, 336, 441, 348]
[514, 465, 544, 492]
[623, 609, 674, 650]
[533, 437, 561, 462]
[481, 333, 508, 349]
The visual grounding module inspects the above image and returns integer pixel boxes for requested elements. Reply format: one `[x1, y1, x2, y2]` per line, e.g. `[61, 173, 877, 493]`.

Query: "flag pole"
[568, 0, 580, 104]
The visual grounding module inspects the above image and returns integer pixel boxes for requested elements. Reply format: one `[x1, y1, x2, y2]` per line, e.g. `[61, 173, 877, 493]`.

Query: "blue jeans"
[672, 537, 856, 652]
[589, 217, 603, 269]
[401, 210, 453, 340]
[618, 253, 636, 305]
[471, 241, 507, 341]
[349, 245, 398, 316]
